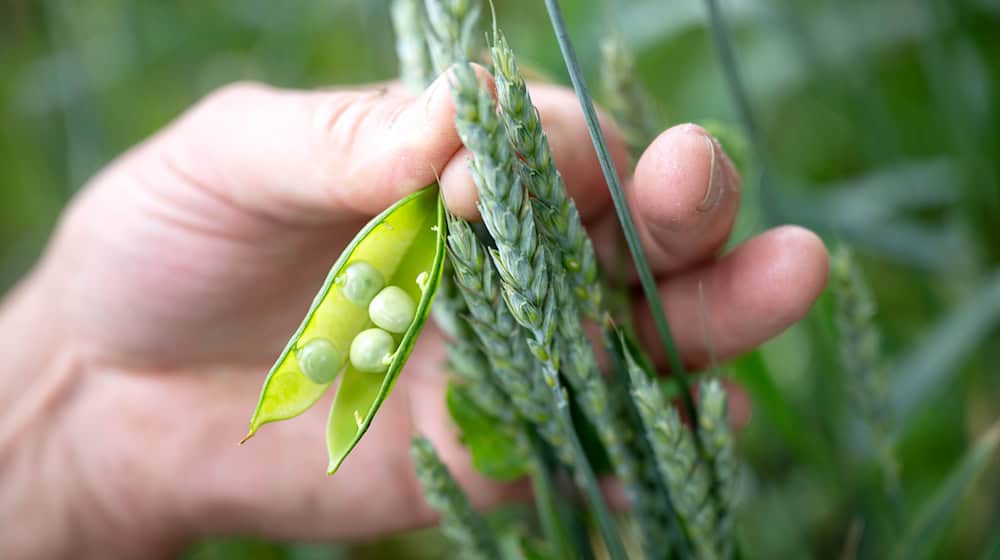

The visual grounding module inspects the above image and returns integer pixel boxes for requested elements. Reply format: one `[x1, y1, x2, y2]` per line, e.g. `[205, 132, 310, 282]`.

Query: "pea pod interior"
[327, 191, 446, 473]
[243, 185, 446, 474]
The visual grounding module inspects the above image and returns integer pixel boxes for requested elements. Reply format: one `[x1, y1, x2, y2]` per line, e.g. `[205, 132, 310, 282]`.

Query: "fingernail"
[697, 134, 726, 212]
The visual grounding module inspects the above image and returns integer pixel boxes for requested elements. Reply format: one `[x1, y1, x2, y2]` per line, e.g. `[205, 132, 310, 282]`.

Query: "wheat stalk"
[832, 245, 902, 517]
[541, 0, 701, 442]
[599, 33, 661, 160]
[423, 3, 597, 554]
[424, 0, 481, 74]
[699, 379, 737, 559]
[410, 437, 501, 559]
[831, 246, 890, 434]
[491, 30, 676, 557]
[391, 0, 433, 92]
[446, 215, 574, 464]
[491, 32, 604, 321]
[450, 59, 627, 560]
[624, 347, 724, 558]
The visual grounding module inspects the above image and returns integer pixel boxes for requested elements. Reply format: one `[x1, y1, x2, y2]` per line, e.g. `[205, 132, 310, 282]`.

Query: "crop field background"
[1, 0, 998, 558]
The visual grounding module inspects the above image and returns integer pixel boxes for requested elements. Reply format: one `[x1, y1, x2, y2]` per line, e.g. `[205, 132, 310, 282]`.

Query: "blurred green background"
[2, 0, 998, 558]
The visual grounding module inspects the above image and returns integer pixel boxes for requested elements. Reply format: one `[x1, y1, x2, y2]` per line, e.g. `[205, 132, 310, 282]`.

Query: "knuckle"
[200, 80, 274, 112]
[314, 91, 383, 154]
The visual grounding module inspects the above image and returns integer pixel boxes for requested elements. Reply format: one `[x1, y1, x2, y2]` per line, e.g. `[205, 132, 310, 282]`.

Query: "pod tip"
[239, 429, 256, 445]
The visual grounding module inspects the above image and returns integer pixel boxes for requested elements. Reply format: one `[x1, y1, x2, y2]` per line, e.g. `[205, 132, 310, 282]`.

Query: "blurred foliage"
[2, 0, 999, 558]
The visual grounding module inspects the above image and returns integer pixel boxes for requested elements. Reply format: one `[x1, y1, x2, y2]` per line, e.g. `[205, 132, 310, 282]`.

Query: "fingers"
[138, 67, 629, 226]
[635, 226, 829, 369]
[137, 74, 462, 224]
[722, 379, 752, 432]
[440, 83, 627, 220]
[592, 123, 742, 278]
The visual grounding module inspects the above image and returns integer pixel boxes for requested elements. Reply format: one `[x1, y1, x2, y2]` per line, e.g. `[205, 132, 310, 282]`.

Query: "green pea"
[295, 338, 345, 384]
[243, 185, 447, 475]
[339, 261, 385, 306]
[368, 285, 416, 333]
[349, 328, 396, 373]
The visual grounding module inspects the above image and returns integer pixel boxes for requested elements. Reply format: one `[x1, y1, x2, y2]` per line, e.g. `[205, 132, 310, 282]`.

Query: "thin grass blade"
[890, 272, 1000, 432]
[890, 420, 1000, 560]
[541, 0, 698, 430]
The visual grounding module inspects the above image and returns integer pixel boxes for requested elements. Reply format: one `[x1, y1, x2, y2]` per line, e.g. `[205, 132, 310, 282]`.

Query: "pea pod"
[243, 185, 447, 474]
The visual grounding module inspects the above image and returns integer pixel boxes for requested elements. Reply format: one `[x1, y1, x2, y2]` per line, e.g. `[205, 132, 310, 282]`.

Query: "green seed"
[244, 184, 447, 475]
[340, 261, 385, 306]
[295, 338, 345, 384]
[369, 285, 416, 333]
[350, 328, 396, 373]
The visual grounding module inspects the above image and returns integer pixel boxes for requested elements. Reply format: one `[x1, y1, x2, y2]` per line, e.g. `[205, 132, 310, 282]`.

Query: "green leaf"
[499, 530, 553, 560]
[979, 521, 1000, 560]
[730, 350, 831, 469]
[891, 272, 1000, 432]
[184, 538, 291, 560]
[446, 382, 530, 481]
[891, 420, 1000, 560]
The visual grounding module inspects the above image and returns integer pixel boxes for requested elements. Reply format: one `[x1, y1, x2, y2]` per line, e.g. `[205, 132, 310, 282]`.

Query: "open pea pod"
[243, 185, 446, 475]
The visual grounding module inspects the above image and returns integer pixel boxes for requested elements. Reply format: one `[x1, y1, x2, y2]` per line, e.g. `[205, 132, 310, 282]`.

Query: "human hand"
[0, 70, 828, 558]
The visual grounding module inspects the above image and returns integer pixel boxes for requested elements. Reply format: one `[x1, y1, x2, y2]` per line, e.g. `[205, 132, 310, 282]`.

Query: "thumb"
[141, 73, 460, 223]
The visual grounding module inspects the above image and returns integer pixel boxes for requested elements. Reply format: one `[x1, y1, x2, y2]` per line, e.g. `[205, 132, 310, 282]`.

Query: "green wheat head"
[391, 0, 433, 91]
[410, 437, 501, 560]
[492, 32, 604, 320]
[599, 33, 661, 159]
[424, 0, 481, 74]
[446, 215, 573, 464]
[626, 346, 730, 559]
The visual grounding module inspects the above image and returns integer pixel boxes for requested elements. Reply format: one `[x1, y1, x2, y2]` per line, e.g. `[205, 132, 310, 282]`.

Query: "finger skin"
[439, 83, 628, 221]
[142, 74, 463, 224]
[118, 327, 528, 541]
[635, 226, 829, 370]
[591, 123, 742, 279]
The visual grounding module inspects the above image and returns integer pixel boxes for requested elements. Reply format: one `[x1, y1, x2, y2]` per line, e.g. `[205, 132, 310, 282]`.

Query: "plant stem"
[541, 0, 698, 429]
[699, 0, 772, 221]
[599, 33, 661, 161]
[450, 59, 627, 560]
[560, 408, 628, 560]
[411, 437, 501, 559]
[391, 0, 433, 92]
[528, 430, 574, 560]
[605, 326, 694, 557]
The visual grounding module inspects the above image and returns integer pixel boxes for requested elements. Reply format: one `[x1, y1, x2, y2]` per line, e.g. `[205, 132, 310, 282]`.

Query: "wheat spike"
[599, 33, 661, 159]
[831, 244, 901, 510]
[699, 379, 738, 559]
[424, 0, 481, 74]
[411, 437, 501, 560]
[391, 0, 433, 91]
[447, 216, 573, 464]
[492, 33, 604, 321]
[624, 346, 722, 558]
